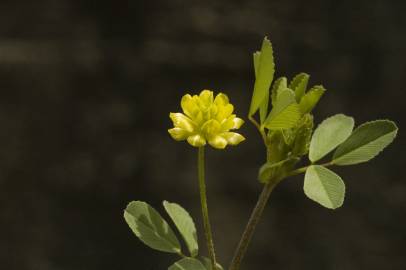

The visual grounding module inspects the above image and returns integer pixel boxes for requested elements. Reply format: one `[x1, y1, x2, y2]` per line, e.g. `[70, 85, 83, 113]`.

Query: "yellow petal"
[194, 111, 204, 125]
[214, 93, 229, 106]
[192, 95, 200, 104]
[209, 104, 218, 118]
[187, 134, 206, 147]
[199, 90, 214, 107]
[168, 128, 189, 141]
[232, 117, 244, 129]
[201, 119, 221, 138]
[170, 90, 244, 149]
[220, 115, 236, 131]
[216, 103, 234, 121]
[209, 135, 228, 149]
[169, 113, 195, 132]
[223, 104, 234, 117]
[221, 132, 245, 145]
[181, 94, 197, 117]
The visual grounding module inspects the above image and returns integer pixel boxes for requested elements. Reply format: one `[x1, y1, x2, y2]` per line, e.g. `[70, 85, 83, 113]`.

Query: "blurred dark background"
[0, 0, 405, 269]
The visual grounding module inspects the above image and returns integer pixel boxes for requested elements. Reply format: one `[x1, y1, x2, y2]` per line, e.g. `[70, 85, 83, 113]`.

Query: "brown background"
[0, 0, 405, 269]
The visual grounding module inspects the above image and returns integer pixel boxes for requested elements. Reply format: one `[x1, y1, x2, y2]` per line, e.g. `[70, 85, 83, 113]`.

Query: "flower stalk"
[198, 146, 217, 269]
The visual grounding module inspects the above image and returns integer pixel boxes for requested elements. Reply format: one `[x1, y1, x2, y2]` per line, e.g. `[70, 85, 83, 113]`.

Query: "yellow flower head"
[168, 90, 245, 149]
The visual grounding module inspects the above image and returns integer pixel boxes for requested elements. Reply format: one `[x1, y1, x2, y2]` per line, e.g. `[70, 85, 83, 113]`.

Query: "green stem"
[198, 146, 217, 269]
[228, 143, 336, 270]
[229, 144, 277, 270]
[229, 181, 276, 270]
[249, 116, 267, 144]
[288, 161, 334, 177]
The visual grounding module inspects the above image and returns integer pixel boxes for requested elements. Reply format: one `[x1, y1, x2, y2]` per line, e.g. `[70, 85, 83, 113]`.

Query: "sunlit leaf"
[264, 88, 301, 130]
[270, 77, 287, 106]
[299, 85, 326, 114]
[304, 165, 345, 209]
[253, 51, 261, 77]
[309, 114, 354, 162]
[289, 73, 309, 102]
[332, 120, 398, 165]
[249, 37, 275, 119]
[253, 51, 270, 123]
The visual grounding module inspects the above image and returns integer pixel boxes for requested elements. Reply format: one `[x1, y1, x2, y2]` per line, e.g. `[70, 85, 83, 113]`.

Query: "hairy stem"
[229, 181, 276, 270]
[228, 139, 334, 269]
[198, 146, 217, 269]
[228, 144, 282, 270]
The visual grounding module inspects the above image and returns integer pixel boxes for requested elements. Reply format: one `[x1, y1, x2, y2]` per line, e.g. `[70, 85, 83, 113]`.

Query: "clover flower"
[168, 90, 245, 149]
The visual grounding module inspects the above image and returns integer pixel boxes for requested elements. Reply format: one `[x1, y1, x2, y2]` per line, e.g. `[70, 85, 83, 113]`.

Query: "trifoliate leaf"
[299, 85, 326, 114]
[163, 201, 198, 257]
[264, 88, 301, 130]
[249, 37, 275, 119]
[168, 258, 206, 270]
[332, 120, 398, 165]
[304, 165, 345, 209]
[270, 77, 287, 106]
[289, 73, 310, 102]
[309, 114, 354, 162]
[124, 201, 181, 253]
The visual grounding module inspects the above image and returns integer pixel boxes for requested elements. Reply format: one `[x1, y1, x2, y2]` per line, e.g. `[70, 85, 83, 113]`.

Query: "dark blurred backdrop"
[0, 0, 405, 269]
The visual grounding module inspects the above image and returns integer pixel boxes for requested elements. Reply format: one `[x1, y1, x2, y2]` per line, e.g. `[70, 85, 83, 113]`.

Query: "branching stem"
[229, 144, 335, 270]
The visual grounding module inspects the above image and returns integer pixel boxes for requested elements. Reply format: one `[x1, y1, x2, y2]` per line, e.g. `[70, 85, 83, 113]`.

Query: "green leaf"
[201, 257, 224, 270]
[258, 157, 299, 183]
[249, 37, 275, 118]
[264, 88, 301, 130]
[332, 120, 398, 165]
[292, 114, 314, 157]
[168, 258, 206, 270]
[266, 131, 289, 163]
[281, 128, 296, 146]
[304, 165, 345, 209]
[299, 85, 326, 114]
[163, 201, 198, 257]
[270, 77, 287, 106]
[253, 51, 261, 77]
[253, 51, 270, 123]
[124, 201, 181, 253]
[309, 114, 354, 162]
[289, 73, 309, 102]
